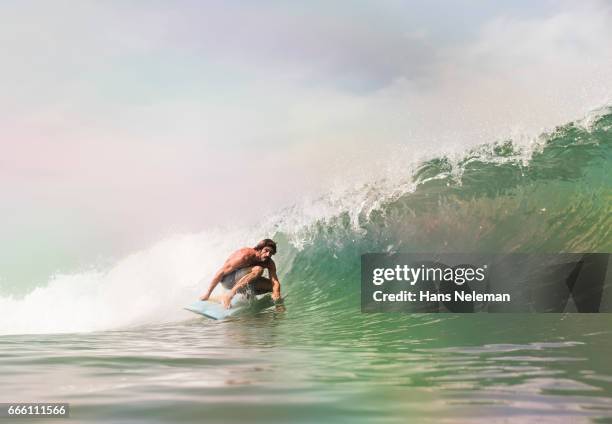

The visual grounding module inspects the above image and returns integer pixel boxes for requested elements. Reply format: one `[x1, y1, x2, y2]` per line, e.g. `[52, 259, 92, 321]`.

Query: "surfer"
[199, 239, 281, 309]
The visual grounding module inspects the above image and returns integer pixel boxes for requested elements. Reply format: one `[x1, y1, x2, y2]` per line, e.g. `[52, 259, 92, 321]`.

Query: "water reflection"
[2, 313, 612, 423]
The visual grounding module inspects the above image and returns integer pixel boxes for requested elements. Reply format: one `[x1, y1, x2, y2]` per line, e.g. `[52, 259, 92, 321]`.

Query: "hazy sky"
[1, 1, 611, 287]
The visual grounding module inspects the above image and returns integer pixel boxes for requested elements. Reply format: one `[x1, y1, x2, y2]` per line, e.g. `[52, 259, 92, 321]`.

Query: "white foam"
[0, 229, 260, 335]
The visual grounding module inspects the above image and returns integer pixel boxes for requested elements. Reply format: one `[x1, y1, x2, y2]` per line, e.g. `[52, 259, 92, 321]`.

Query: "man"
[199, 239, 281, 309]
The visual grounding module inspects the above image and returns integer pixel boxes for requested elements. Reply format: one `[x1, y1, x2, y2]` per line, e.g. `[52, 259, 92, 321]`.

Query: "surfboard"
[184, 293, 276, 320]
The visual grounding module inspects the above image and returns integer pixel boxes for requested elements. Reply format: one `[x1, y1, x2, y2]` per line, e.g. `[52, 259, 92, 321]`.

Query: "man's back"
[225, 247, 272, 272]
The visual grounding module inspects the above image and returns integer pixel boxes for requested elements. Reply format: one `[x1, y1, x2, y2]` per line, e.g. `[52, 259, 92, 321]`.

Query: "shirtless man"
[199, 239, 281, 309]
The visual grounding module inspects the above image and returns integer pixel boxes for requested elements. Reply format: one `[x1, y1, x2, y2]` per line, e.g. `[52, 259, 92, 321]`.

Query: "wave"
[1, 108, 611, 335]
[278, 108, 612, 314]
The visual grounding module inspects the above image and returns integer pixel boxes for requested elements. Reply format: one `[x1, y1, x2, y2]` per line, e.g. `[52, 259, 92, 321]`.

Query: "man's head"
[254, 238, 277, 261]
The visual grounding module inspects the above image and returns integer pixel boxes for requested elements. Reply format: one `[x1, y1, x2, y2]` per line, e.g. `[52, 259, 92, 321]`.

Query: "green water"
[3, 314, 612, 423]
[2, 111, 612, 422]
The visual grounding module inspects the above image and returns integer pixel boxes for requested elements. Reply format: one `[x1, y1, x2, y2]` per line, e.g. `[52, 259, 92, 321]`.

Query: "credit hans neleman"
[362, 253, 611, 313]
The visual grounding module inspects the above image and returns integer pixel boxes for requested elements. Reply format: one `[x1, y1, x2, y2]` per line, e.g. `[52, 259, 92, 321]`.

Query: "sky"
[1, 1, 612, 289]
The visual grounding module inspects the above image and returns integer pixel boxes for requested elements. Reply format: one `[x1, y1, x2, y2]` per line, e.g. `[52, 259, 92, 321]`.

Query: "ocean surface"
[1, 110, 612, 422]
[3, 315, 612, 423]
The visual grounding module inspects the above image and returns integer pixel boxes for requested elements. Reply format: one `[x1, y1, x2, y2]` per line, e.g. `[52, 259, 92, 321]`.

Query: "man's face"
[259, 247, 274, 261]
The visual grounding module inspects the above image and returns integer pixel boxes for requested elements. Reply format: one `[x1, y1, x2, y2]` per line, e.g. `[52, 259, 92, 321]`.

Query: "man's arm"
[199, 254, 243, 300]
[268, 261, 281, 301]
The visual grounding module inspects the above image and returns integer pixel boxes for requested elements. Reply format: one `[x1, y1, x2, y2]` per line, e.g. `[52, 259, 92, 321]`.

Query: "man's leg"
[251, 276, 273, 295]
[230, 267, 270, 296]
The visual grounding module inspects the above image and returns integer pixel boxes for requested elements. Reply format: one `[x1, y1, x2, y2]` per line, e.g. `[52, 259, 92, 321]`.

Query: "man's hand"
[199, 294, 210, 301]
[271, 292, 281, 302]
[222, 293, 233, 309]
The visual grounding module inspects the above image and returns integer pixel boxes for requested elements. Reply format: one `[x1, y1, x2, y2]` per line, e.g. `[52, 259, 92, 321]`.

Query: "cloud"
[0, 1, 611, 281]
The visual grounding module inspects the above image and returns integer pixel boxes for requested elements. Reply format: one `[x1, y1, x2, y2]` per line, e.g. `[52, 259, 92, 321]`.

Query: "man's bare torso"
[227, 247, 273, 272]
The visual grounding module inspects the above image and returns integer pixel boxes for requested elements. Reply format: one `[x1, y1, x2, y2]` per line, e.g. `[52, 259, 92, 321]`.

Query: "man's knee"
[251, 266, 265, 277]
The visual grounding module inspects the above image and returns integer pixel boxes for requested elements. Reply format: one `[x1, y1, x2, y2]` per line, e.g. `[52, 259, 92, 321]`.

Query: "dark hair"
[254, 238, 277, 254]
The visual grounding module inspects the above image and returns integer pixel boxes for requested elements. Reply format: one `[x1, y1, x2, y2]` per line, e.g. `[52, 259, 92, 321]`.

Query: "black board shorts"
[220, 267, 255, 295]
